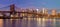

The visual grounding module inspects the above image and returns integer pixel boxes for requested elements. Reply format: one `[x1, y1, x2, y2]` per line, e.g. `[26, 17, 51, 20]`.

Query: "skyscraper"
[51, 9, 56, 15]
[42, 8, 48, 14]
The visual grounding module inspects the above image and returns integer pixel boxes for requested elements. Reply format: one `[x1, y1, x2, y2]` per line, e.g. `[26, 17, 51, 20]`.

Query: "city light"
[36, 9, 39, 12]
[42, 8, 45, 14]
[36, 9, 39, 13]
[0, 0, 60, 27]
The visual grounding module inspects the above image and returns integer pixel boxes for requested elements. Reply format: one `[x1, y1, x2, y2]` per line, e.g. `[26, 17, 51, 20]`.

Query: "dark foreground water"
[0, 18, 60, 27]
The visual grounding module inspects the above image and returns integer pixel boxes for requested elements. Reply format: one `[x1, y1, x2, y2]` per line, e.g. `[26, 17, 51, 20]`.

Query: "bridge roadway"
[0, 11, 60, 19]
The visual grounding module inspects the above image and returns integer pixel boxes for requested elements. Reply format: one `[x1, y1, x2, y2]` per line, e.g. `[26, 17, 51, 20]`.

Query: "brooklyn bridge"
[0, 4, 60, 19]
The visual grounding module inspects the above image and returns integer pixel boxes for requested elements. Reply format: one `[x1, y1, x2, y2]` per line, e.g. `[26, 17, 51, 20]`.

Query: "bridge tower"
[10, 4, 15, 13]
[10, 4, 16, 18]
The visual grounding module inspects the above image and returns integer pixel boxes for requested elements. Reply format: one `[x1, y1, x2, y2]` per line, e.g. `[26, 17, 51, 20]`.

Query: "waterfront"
[0, 18, 60, 27]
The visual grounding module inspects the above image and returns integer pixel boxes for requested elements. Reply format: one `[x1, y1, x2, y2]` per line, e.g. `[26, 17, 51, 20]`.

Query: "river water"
[0, 18, 60, 27]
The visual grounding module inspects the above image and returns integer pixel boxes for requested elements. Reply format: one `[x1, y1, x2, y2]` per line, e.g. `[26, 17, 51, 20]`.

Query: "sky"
[0, 0, 60, 9]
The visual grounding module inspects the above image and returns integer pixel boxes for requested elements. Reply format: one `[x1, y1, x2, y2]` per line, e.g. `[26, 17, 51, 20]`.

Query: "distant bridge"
[0, 4, 60, 19]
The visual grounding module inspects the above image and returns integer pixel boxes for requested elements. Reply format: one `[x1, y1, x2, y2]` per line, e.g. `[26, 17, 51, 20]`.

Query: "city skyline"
[0, 0, 60, 27]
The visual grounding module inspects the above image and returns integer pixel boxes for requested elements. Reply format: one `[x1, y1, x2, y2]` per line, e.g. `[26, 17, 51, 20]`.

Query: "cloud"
[41, 2, 47, 5]
[0, 4, 6, 8]
[0, 4, 10, 11]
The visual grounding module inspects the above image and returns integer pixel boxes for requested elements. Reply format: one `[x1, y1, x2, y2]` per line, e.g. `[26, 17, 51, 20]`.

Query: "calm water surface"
[0, 18, 60, 27]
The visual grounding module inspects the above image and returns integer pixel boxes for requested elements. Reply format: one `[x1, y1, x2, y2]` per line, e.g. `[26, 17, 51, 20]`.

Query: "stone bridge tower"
[10, 4, 16, 15]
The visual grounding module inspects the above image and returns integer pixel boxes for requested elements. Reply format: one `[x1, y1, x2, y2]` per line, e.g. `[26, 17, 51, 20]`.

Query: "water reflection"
[0, 18, 60, 27]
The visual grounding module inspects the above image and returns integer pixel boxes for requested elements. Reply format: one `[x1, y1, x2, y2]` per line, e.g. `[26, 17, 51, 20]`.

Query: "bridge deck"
[0, 11, 60, 19]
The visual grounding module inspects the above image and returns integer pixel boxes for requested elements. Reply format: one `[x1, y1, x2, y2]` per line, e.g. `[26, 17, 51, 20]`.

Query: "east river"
[0, 18, 60, 27]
